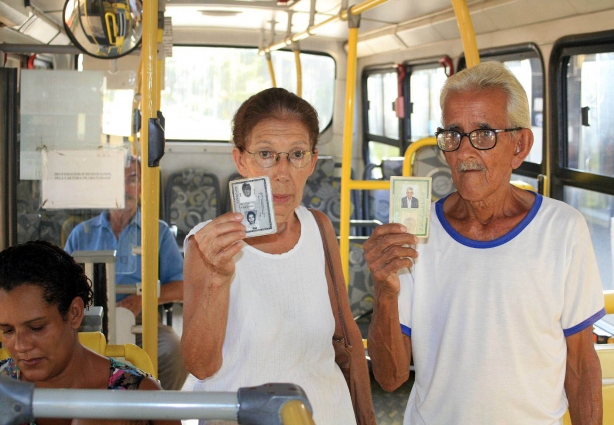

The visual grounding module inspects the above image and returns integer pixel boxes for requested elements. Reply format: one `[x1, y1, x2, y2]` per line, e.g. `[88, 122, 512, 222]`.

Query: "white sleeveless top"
[186, 206, 356, 425]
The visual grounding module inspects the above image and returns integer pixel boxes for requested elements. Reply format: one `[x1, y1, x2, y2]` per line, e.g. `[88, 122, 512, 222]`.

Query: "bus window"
[551, 32, 614, 292]
[566, 52, 614, 177]
[409, 64, 447, 141]
[363, 69, 400, 169]
[563, 51, 614, 290]
[162, 46, 335, 141]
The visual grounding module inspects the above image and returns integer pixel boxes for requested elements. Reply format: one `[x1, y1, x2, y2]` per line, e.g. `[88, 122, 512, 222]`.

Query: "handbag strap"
[310, 209, 350, 349]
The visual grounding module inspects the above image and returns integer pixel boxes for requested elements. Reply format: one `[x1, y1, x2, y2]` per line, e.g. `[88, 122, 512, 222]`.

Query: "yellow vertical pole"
[340, 16, 360, 284]
[293, 47, 302, 97]
[266, 52, 277, 87]
[451, 0, 479, 68]
[140, 0, 159, 374]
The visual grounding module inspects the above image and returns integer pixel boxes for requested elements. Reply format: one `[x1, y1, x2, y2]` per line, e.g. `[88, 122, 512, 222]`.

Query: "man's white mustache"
[456, 162, 486, 172]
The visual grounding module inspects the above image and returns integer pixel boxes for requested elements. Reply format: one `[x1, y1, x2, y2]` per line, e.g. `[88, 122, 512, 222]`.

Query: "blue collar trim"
[435, 192, 542, 249]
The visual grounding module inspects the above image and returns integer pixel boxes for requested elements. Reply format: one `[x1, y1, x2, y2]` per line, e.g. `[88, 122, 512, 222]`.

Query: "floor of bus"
[171, 304, 414, 425]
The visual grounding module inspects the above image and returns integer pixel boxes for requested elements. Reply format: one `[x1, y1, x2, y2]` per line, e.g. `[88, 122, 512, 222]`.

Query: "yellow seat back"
[604, 291, 614, 314]
[0, 332, 155, 377]
[79, 332, 156, 377]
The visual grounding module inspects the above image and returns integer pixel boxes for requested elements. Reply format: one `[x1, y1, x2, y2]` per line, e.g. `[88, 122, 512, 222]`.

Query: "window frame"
[403, 56, 452, 148]
[549, 30, 614, 199]
[360, 65, 403, 165]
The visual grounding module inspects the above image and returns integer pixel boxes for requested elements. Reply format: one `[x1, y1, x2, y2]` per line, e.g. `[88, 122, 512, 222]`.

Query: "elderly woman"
[0, 240, 178, 425]
[181, 88, 375, 425]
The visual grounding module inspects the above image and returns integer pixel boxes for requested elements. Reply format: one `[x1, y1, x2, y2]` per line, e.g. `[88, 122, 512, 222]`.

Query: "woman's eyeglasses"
[242, 149, 314, 169]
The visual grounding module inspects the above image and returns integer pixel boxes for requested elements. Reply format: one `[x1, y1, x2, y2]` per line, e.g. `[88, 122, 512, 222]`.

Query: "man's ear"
[232, 148, 248, 177]
[511, 128, 534, 169]
[68, 297, 85, 330]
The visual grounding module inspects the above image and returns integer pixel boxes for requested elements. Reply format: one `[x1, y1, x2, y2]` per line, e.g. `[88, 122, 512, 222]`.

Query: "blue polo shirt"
[64, 210, 184, 302]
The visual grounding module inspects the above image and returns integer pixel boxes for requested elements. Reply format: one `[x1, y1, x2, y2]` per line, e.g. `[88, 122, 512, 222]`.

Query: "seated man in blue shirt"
[65, 156, 188, 391]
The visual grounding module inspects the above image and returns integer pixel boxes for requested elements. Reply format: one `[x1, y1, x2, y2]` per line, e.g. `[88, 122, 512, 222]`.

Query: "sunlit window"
[161, 46, 335, 140]
[366, 72, 398, 140]
[566, 52, 614, 178]
[410, 66, 447, 141]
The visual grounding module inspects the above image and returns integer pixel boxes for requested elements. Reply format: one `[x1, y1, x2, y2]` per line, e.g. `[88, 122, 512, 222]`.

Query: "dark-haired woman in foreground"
[0, 240, 179, 425]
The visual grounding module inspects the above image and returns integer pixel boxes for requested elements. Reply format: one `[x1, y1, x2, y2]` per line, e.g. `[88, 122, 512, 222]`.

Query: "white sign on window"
[41, 149, 126, 209]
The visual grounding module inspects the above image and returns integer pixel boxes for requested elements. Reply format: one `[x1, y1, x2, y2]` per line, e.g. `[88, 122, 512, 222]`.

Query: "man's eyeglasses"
[435, 127, 523, 152]
[241, 148, 314, 169]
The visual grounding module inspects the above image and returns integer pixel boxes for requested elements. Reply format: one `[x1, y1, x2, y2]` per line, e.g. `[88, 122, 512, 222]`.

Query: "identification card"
[229, 176, 277, 238]
[389, 176, 432, 238]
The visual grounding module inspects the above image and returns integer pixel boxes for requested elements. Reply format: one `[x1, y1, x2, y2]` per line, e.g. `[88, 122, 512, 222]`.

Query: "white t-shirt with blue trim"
[398, 193, 605, 425]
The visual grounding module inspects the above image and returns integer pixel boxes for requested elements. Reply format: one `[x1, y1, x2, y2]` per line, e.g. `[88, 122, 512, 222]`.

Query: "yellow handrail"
[140, 0, 160, 373]
[451, 0, 479, 68]
[259, 0, 388, 54]
[402, 137, 438, 177]
[280, 400, 316, 425]
[266, 52, 277, 87]
[339, 22, 360, 284]
[294, 48, 302, 97]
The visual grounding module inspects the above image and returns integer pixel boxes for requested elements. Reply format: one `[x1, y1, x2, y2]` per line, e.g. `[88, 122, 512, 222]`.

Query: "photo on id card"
[389, 176, 432, 238]
[229, 176, 277, 237]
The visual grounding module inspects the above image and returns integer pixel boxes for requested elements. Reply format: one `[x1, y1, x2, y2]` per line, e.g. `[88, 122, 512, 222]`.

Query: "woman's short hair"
[232, 87, 320, 150]
[440, 61, 531, 129]
[0, 240, 93, 317]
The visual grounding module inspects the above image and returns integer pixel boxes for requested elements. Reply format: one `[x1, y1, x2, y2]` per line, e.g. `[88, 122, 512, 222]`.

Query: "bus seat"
[510, 180, 536, 191]
[411, 145, 456, 200]
[164, 168, 221, 247]
[302, 156, 359, 235]
[604, 291, 614, 314]
[348, 237, 373, 321]
[0, 332, 155, 377]
[562, 344, 614, 424]
[79, 331, 156, 376]
[363, 157, 404, 225]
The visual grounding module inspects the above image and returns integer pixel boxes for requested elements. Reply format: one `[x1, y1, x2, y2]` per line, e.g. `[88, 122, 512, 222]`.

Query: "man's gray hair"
[440, 61, 531, 129]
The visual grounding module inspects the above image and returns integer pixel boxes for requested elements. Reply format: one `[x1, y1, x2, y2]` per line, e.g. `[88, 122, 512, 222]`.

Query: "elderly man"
[401, 187, 419, 208]
[365, 61, 605, 424]
[65, 156, 188, 391]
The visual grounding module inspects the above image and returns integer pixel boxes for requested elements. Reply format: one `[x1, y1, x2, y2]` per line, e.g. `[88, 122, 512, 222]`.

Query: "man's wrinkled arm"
[565, 326, 602, 425]
[368, 287, 412, 392]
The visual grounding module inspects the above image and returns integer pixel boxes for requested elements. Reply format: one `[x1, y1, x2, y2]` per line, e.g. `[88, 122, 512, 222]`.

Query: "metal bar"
[260, 0, 388, 54]
[266, 52, 277, 87]
[402, 137, 438, 177]
[347, 180, 391, 191]
[140, 0, 160, 373]
[451, 0, 479, 68]
[106, 261, 117, 345]
[32, 390, 238, 421]
[280, 400, 316, 425]
[339, 24, 359, 285]
[341, 0, 387, 18]
[293, 48, 302, 97]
